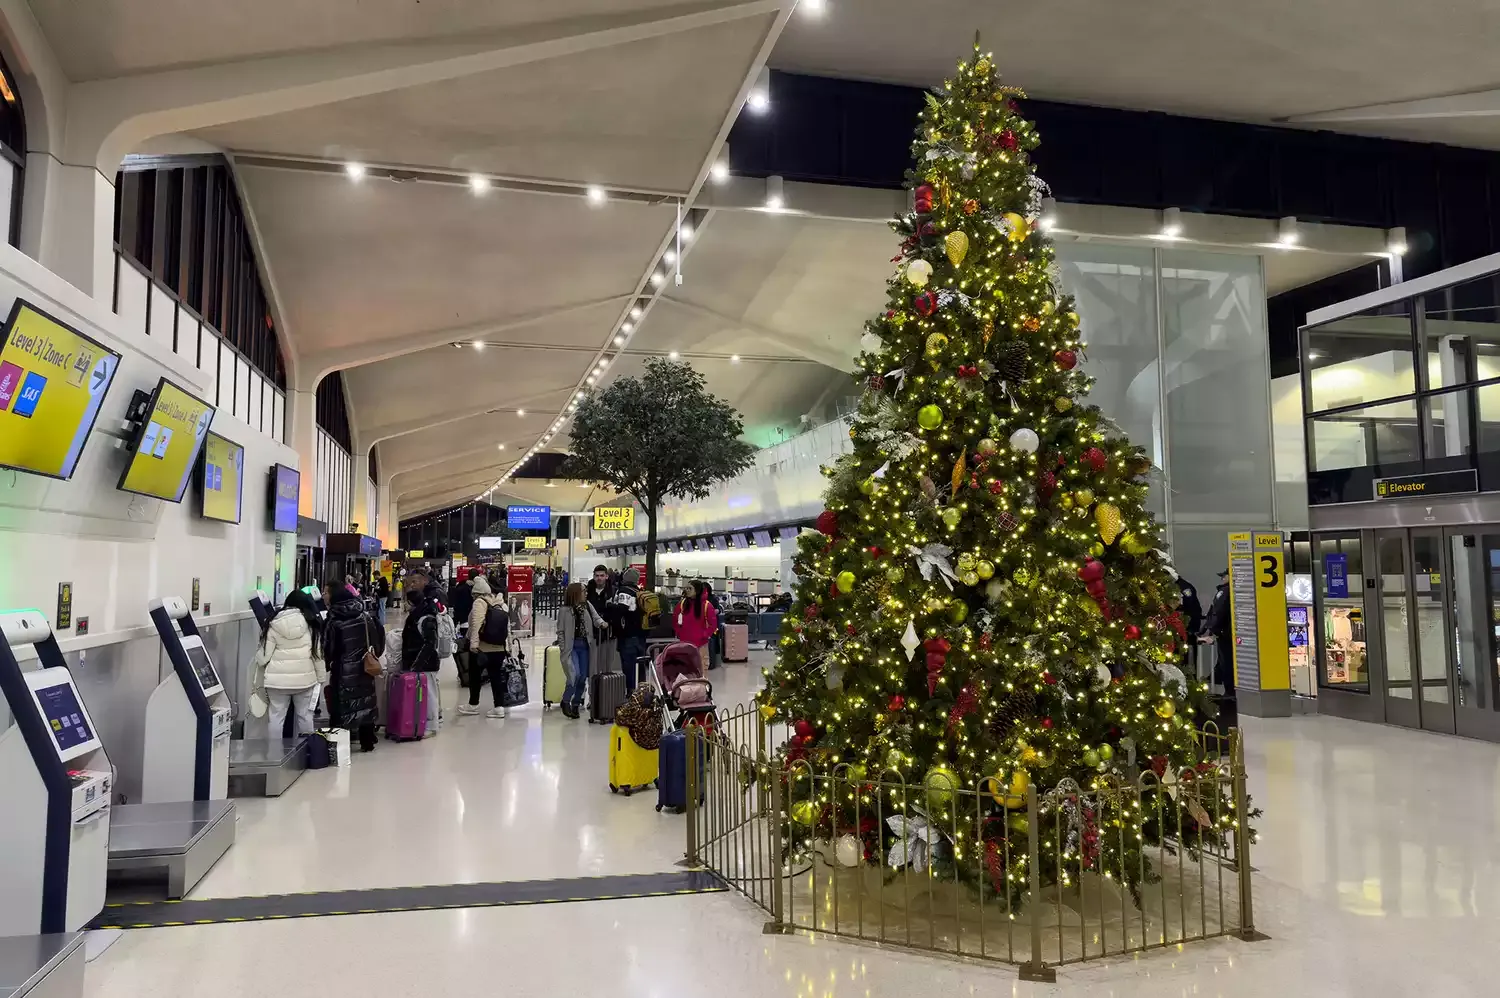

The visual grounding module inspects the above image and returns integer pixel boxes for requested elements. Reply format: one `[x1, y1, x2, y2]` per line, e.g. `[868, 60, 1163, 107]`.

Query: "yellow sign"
[1228, 530, 1289, 693]
[525, 536, 547, 550]
[201, 433, 244, 523]
[0, 300, 121, 479]
[408, 549, 425, 559]
[592, 506, 636, 531]
[120, 380, 215, 501]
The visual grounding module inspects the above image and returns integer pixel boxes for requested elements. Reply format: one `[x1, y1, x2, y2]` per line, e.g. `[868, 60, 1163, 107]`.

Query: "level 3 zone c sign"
[592, 506, 635, 531]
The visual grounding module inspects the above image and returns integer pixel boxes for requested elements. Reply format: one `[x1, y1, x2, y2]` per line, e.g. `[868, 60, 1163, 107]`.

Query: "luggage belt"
[90, 870, 724, 929]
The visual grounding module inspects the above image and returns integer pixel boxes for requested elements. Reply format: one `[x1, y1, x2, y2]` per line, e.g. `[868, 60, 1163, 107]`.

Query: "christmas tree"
[763, 43, 1231, 899]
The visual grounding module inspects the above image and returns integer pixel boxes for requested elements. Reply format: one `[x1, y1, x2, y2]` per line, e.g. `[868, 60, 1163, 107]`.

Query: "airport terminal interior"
[6, 2, 1500, 996]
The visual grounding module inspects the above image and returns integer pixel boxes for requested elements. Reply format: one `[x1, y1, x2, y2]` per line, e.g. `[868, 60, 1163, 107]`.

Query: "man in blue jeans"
[609, 568, 649, 692]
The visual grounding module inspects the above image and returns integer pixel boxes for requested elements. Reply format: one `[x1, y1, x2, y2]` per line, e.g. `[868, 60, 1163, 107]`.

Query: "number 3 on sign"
[1259, 553, 1280, 588]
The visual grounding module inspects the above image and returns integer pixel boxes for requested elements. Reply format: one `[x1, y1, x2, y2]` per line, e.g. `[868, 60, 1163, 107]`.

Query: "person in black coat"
[323, 583, 384, 751]
[1200, 572, 1234, 696]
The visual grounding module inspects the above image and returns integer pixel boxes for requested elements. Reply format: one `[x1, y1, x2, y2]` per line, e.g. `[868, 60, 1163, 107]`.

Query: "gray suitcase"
[588, 671, 627, 724]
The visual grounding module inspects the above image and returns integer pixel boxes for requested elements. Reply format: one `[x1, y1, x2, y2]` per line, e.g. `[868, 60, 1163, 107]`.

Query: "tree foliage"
[563, 358, 755, 586]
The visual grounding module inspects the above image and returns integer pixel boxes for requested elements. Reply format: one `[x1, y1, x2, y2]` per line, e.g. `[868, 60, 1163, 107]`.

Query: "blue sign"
[1325, 553, 1349, 598]
[507, 505, 551, 530]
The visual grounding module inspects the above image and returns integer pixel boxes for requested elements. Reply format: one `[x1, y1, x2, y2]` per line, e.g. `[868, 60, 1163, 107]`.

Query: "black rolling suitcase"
[589, 672, 627, 724]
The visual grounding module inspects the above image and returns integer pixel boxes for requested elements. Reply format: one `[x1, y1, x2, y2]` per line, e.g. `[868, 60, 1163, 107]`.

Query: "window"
[0, 53, 25, 248]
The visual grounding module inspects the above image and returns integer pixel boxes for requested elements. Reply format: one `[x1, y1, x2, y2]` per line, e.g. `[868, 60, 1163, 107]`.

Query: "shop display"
[1323, 605, 1366, 685]
[1287, 605, 1312, 695]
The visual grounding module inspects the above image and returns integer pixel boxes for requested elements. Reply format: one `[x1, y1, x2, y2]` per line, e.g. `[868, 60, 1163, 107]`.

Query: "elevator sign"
[1227, 531, 1290, 693]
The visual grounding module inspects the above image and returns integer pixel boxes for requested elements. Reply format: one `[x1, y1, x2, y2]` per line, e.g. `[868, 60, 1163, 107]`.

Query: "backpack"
[639, 590, 664, 632]
[435, 609, 457, 657]
[478, 597, 509, 645]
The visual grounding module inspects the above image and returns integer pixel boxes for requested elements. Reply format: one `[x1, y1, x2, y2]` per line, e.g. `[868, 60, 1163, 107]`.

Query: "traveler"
[586, 564, 614, 623]
[459, 575, 510, 718]
[401, 574, 444, 734]
[450, 569, 476, 633]
[608, 567, 648, 692]
[250, 589, 326, 738]
[557, 581, 605, 719]
[1199, 570, 1234, 696]
[673, 579, 719, 672]
[372, 573, 391, 626]
[323, 584, 385, 752]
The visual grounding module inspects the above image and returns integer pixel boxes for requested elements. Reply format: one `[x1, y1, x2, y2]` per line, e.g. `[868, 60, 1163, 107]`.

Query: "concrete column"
[288, 388, 318, 516]
[21, 155, 116, 300]
[349, 448, 371, 534]
[376, 483, 394, 549]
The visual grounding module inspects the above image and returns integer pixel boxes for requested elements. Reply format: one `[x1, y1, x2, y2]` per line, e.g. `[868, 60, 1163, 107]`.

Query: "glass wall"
[1302, 266, 1500, 503]
[1057, 245, 1274, 590]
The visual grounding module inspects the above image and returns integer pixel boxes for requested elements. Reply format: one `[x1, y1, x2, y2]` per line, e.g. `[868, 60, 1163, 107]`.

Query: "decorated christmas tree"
[763, 44, 1232, 898]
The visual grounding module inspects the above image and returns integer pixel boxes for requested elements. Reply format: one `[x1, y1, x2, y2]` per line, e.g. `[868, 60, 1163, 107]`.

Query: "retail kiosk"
[143, 597, 232, 802]
[0, 610, 112, 937]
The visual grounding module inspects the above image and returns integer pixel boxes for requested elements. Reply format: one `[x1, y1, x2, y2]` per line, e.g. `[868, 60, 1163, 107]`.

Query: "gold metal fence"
[684, 705, 1264, 982]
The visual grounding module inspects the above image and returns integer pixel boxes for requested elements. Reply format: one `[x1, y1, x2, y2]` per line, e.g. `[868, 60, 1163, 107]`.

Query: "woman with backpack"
[459, 575, 510, 718]
[323, 583, 385, 752]
[556, 582, 605, 719]
[673, 579, 719, 672]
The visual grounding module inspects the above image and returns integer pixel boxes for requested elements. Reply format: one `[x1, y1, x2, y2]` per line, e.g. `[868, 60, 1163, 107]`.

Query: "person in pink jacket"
[673, 579, 719, 671]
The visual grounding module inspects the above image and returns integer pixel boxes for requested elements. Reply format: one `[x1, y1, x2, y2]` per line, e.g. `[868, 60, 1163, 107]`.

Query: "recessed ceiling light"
[614, 335, 625, 346]
[710, 159, 729, 184]
[664, 249, 677, 265]
[650, 272, 666, 287]
[586, 185, 606, 205]
[730, 354, 741, 364]
[472, 340, 485, 351]
[681, 223, 695, 241]
[1160, 206, 1182, 239]
[801, 0, 827, 15]
[469, 174, 490, 194]
[587, 375, 597, 384]
[669, 350, 680, 360]
[516, 409, 526, 417]
[497, 443, 506, 451]
[747, 67, 770, 113]
[344, 162, 366, 180]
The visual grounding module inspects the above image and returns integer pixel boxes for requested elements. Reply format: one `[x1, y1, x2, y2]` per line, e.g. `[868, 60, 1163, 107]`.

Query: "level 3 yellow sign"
[524, 536, 547, 550]
[1227, 530, 1289, 692]
[592, 506, 635, 531]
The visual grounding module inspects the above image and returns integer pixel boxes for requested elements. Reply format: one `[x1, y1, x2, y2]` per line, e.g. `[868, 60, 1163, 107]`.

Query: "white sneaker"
[486, 707, 508, 719]
[457, 703, 481, 715]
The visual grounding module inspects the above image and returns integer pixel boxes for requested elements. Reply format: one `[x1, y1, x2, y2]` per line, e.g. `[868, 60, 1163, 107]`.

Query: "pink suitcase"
[386, 671, 428, 741]
[722, 623, 749, 663]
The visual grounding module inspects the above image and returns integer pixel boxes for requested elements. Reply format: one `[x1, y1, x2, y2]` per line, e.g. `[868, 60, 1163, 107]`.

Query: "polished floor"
[82, 634, 1500, 996]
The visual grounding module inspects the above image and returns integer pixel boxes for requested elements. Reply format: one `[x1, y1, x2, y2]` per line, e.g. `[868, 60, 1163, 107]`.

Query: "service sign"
[507, 505, 551, 530]
[592, 506, 635, 531]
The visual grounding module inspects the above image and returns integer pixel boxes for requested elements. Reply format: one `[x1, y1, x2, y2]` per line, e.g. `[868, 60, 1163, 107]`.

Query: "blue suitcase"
[656, 728, 707, 813]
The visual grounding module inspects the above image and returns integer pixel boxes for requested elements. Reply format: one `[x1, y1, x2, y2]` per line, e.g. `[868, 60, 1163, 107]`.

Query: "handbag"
[362, 618, 383, 677]
[498, 637, 529, 708]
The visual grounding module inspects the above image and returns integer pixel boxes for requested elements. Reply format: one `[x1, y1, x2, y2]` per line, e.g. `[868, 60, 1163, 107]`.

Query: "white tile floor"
[82, 640, 1500, 996]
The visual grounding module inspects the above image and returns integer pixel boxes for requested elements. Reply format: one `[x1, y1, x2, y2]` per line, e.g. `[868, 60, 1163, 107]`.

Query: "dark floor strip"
[89, 870, 725, 929]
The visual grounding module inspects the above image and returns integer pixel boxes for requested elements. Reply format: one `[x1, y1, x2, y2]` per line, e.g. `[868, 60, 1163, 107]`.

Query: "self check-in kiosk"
[145, 597, 232, 802]
[0, 610, 111, 936]
[249, 589, 275, 629]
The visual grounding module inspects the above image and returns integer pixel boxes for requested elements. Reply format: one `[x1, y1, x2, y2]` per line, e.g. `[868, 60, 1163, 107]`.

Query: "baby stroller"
[651, 641, 718, 732]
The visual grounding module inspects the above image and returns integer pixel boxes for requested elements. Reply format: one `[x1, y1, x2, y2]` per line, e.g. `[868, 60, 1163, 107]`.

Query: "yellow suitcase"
[609, 724, 658, 795]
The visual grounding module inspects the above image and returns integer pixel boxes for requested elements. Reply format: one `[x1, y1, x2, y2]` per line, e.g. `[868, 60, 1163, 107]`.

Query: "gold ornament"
[976, 559, 995, 580]
[1040, 300, 1056, 316]
[1002, 770, 1030, 808]
[759, 703, 777, 721]
[982, 317, 995, 348]
[1095, 502, 1124, 545]
[925, 331, 949, 356]
[960, 570, 980, 587]
[791, 800, 818, 826]
[1054, 396, 1073, 412]
[1022, 315, 1041, 333]
[1060, 494, 1074, 510]
[924, 765, 960, 809]
[962, 198, 980, 216]
[945, 230, 969, 267]
[1089, 542, 1106, 557]
[1066, 311, 1080, 327]
[885, 748, 906, 771]
[1120, 531, 1151, 556]
[1155, 701, 1176, 719]
[975, 56, 992, 75]
[845, 762, 867, 783]
[1074, 488, 1094, 507]
[1013, 566, 1034, 588]
[956, 552, 977, 572]
[937, 177, 953, 209]
[952, 448, 967, 494]
[836, 570, 856, 593]
[1003, 212, 1029, 244]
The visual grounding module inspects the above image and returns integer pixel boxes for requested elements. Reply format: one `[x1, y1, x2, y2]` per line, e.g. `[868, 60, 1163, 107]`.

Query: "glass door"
[1375, 531, 1418, 727]
[1447, 529, 1500, 714]
[1410, 530, 1455, 733]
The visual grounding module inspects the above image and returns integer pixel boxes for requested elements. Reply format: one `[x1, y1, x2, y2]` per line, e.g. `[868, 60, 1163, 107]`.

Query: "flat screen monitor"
[507, 505, 550, 530]
[180, 635, 223, 696]
[24, 667, 102, 763]
[270, 464, 300, 532]
[0, 299, 121, 481]
[478, 535, 505, 550]
[752, 529, 773, 547]
[200, 431, 244, 523]
[118, 378, 216, 502]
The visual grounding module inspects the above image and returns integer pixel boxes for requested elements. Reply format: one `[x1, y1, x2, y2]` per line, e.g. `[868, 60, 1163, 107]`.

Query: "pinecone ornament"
[995, 342, 1027, 382]
[989, 686, 1037, 740]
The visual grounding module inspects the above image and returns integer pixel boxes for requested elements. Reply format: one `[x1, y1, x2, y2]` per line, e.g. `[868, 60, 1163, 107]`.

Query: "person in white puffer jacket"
[250, 589, 327, 737]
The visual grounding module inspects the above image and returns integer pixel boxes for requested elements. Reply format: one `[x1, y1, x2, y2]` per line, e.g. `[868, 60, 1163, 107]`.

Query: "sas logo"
[10, 370, 46, 418]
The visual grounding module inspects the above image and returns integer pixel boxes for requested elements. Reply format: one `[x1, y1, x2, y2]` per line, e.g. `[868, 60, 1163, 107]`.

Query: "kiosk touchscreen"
[144, 598, 231, 803]
[0, 611, 112, 936]
[249, 590, 275, 629]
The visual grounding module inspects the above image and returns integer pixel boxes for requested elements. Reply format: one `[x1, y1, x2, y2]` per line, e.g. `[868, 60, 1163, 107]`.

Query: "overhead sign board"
[592, 506, 635, 531]
[478, 535, 505, 550]
[524, 536, 547, 550]
[1374, 469, 1478, 500]
[507, 505, 551, 530]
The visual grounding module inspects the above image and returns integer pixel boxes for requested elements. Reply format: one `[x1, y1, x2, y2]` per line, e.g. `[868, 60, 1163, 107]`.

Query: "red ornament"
[1150, 755, 1168, 777]
[794, 719, 814, 740]
[1054, 349, 1078, 371]
[988, 480, 1004, 495]
[886, 309, 896, 319]
[888, 695, 905, 711]
[957, 364, 978, 378]
[1041, 717, 1053, 729]
[1085, 579, 1107, 598]
[999, 129, 1018, 151]
[947, 684, 978, 730]
[1038, 470, 1057, 495]
[1077, 559, 1105, 583]
[914, 291, 938, 317]
[979, 632, 992, 651]
[1124, 624, 1142, 641]
[918, 221, 937, 237]
[914, 185, 935, 211]
[868, 546, 883, 558]
[846, 623, 857, 636]
[804, 604, 820, 620]
[1083, 447, 1108, 473]
[867, 374, 886, 391]
[969, 473, 979, 489]
[815, 509, 839, 536]
[829, 582, 841, 599]
[998, 511, 1019, 531]
[1042, 671, 1057, 685]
